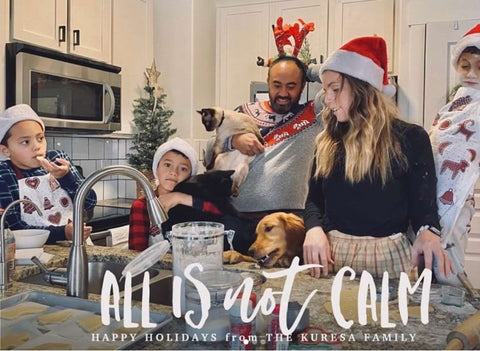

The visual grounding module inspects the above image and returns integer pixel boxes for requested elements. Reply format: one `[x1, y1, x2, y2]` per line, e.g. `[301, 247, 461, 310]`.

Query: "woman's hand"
[39, 157, 70, 179]
[303, 227, 334, 278]
[411, 229, 454, 278]
[232, 133, 265, 156]
[158, 192, 192, 212]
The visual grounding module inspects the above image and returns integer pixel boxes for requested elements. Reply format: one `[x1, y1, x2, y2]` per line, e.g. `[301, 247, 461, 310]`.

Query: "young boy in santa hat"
[430, 23, 480, 286]
[0, 104, 96, 243]
[128, 137, 226, 251]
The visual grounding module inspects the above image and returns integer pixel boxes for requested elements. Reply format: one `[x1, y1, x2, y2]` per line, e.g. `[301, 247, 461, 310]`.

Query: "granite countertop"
[2, 245, 480, 350]
[96, 198, 136, 209]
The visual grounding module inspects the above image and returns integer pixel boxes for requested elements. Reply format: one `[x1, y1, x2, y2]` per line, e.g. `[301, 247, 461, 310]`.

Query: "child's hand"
[38, 157, 70, 179]
[158, 192, 192, 212]
[65, 220, 93, 242]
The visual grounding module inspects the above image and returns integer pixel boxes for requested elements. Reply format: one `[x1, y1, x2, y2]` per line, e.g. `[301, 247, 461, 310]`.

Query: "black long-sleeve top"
[304, 119, 440, 237]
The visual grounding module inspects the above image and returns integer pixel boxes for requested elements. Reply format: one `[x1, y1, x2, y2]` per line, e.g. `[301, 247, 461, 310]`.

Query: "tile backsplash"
[47, 133, 137, 202]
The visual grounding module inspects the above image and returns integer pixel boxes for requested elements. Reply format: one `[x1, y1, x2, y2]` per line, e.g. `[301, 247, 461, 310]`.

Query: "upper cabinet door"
[269, 0, 328, 65]
[11, 0, 68, 52]
[216, 3, 270, 109]
[69, 0, 112, 62]
[329, 0, 395, 72]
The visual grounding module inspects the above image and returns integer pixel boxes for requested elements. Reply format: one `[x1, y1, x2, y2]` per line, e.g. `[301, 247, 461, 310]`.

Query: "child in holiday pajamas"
[430, 23, 480, 285]
[0, 104, 96, 244]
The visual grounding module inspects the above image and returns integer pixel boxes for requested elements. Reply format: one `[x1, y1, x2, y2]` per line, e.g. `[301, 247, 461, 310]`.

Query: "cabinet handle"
[73, 29, 80, 46]
[58, 26, 66, 43]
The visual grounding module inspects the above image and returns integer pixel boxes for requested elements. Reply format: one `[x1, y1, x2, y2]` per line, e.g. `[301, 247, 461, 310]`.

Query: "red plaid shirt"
[128, 196, 222, 251]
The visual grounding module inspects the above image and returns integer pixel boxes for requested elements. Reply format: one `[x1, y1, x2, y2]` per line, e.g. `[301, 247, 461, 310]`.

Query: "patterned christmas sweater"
[430, 86, 480, 246]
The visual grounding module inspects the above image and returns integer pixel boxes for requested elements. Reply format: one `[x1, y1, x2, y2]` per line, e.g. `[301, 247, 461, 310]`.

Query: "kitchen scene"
[1, 0, 480, 350]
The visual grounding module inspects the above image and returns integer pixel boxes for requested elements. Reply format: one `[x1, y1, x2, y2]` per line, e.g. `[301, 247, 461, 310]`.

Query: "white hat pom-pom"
[306, 63, 322, 82]
[382, 84, 396, 98]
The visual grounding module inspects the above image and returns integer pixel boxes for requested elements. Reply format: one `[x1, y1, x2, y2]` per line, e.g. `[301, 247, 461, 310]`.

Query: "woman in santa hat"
[429, 23, 480, 286]
[303, 36, 453, 280]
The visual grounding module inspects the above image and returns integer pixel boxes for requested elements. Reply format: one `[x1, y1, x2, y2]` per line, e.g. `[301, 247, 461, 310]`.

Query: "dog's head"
[248, 212, 305, 267]
[196, 107, 223, 132]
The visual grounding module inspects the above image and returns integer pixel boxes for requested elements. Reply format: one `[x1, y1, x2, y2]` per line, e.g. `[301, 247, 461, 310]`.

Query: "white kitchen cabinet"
[328, 0, 395, 72]
[216, 2, 270, 109]
[11, 0, 68, 52]
[269, 0, 328, 64]
[11, 0, 112, 63]
[68, 0, 112, 62]
[216, 0, 328, 109]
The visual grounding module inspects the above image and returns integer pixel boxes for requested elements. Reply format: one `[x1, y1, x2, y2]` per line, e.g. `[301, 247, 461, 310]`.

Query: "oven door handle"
[103, 84, 115, 123]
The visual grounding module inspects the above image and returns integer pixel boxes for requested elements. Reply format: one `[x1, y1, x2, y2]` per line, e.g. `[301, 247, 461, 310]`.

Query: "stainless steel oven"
[6, 43, 121, 132]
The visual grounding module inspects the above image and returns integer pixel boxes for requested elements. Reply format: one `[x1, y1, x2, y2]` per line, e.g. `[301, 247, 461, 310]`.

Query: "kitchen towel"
[15, 248, 54, 265]
[109, 225, 129, 248]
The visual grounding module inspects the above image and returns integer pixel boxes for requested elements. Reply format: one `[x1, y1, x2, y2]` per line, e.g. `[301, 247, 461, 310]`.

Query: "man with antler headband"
[217, 17, 323, 254]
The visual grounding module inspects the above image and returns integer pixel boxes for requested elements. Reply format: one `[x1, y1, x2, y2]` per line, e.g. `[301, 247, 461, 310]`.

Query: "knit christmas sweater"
[231, 101, 322, 213]
[430, 86, 480, 246]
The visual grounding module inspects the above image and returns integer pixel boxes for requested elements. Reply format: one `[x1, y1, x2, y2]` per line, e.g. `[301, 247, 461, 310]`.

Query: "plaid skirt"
[327, 230, 412, 279]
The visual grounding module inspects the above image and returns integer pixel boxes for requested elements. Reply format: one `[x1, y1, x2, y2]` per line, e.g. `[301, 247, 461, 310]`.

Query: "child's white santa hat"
[451, 23, 480, 68]
[0, 104, 45, 143]
[152, 137, 199, 177]
[320, 36, 396, 97]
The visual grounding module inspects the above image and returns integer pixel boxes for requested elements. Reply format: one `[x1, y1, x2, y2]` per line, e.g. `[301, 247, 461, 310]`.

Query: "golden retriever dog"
[197, 107, 264, 196]
[223, 250, 258, 264]
[248, 212, 306, 267]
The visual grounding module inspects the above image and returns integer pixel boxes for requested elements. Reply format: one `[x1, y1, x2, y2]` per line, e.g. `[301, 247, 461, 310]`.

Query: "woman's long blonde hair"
[314, 74, 407, 185]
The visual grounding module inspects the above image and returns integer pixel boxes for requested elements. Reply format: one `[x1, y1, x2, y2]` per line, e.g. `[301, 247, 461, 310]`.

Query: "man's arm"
[231, 134, 265, 156]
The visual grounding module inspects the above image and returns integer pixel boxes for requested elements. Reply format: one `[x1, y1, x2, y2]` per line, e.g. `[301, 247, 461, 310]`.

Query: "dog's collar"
[217, 110, 225, 128]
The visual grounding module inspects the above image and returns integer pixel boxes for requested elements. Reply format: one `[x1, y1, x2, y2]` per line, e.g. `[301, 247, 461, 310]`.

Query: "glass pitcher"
[171, 221, 226, 314]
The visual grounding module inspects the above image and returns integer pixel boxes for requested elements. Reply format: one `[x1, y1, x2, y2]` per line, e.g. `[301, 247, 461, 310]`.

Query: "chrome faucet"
[67, 165, 168, 298]
[1, 199, 43, 291]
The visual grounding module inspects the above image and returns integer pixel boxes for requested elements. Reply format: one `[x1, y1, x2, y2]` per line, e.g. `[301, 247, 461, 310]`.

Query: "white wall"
[193, 0, 216, 140]
[153, 0, 216, 147]
[153, 0, 194, 140]
[112, 0, 154, 134]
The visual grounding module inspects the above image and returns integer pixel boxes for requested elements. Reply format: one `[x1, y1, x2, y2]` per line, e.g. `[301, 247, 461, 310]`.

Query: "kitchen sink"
[131, 274, 174, 306]
[18, 261, 164, 295]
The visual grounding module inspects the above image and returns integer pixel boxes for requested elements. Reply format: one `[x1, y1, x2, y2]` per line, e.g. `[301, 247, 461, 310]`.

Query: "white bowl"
[12, 229, 50, 249]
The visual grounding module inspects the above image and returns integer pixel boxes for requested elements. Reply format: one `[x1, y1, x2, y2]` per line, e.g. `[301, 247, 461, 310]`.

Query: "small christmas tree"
[298, 38, 317, 65]
[128, 60, 177, 172]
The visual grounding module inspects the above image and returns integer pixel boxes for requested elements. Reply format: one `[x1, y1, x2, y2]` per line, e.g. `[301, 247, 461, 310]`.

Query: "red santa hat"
[320, 36, 395, 97]
[451, 23, 480, 68]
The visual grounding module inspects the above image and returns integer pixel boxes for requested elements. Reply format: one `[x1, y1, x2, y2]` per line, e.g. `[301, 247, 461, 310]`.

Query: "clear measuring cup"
[171, 221, 227, 314]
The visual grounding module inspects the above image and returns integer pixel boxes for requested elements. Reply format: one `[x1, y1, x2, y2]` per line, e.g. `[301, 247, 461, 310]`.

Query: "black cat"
[160, 170, 238, 236]
[173, 169, 237, 216]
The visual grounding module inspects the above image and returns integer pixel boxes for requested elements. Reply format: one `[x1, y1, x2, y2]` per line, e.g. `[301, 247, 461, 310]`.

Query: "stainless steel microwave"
[6, 43, 121, 132]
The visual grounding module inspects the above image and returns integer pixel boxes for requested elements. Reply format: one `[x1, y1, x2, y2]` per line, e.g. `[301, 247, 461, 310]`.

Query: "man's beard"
[269, 94, 300, 114]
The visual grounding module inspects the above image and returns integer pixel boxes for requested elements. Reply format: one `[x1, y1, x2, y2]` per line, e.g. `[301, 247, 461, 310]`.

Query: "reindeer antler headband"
[257, 17, 315, 67]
